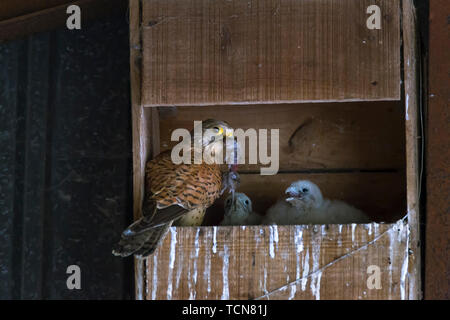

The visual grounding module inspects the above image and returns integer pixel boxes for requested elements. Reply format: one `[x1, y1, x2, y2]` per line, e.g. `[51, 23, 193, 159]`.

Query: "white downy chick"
[263, 180, 370, 225]
[221, 192, 262, 226]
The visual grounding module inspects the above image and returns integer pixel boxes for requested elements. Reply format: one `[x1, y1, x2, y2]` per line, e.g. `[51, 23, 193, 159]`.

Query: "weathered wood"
[144, 223, 411, 300]
[130, 0, 420, 300]
[402, 0, 421, 300]
[157, 101, 406, 171]
[129, 0, 146, 301]
[141, 0, 401, 106]
[425, 0, 450, 300]
[205, 172, 406, 225]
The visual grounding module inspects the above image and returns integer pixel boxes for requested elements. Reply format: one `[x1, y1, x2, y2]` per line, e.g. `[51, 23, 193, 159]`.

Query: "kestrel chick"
[221, 192, 262, 226]
[263, 180, 370, 225]
[113, 119, 235, 258]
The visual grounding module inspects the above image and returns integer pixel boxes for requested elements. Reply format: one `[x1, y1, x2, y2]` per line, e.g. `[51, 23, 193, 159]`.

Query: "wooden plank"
[141, 0, 400, 106]
[205, 172, 406, 225]
[144, 223, 411, 300]
[0, 0, 127, 42]
[157, 101, 406, 171]
[425, 0, 450, 300]
[402, 0, 421, 300]
[129, 0, 146, 301]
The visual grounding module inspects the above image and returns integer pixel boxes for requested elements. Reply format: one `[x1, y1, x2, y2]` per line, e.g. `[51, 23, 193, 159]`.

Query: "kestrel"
[221, 192, 262, 226]
[113, 119, 236, 258]
[263, 180, 370, 225]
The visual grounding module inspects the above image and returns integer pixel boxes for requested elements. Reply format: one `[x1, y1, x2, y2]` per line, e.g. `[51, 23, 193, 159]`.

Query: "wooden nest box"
[129, 0, 421, 299]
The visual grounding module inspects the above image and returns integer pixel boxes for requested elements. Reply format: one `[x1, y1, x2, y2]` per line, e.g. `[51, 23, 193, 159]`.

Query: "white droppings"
[204, 233, 211, 293]
[190, 229, 200, 299]
[273, 225, 279, 243]
[337, 225, 343, 246]
[310, 236, 322, 300]
[301, 248, 310, 291]
[188, 260, 193, 300]
[400, 223, 410, 300]
[388, 226, 395, 288]
[367, 224, 373, 236]
[405, 94, 410, 120]
[194, 228, 200, 257]
[311, 271, 322, 300]
[288, 274, 296, 300]
[151, 251, 158, 300]
[175, 247, 183, 289]
[351, 223, 357, 244]
[269, 225, 275, 259]
[169, 228, 177, 269]
[291, 230, 303, 299]
[221, 245, 230, 300]
[374, 223, 379, 236]
[212, 226, 217, 254]
[396, 220, 405, 242]
[294, 227, 304, 253]
[263, 267, 268, 294]
[167, 228, 177, 299]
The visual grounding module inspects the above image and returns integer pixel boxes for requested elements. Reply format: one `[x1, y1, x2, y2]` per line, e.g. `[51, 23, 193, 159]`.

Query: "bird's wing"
[112, 221, 172, 258]
[147, 152, 223, 213]
[113, 152, 223, 258]
[133, 222, 172, 258]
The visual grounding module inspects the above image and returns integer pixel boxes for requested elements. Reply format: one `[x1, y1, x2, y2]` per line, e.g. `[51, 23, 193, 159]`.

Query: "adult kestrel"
[113, 119, 236, 258]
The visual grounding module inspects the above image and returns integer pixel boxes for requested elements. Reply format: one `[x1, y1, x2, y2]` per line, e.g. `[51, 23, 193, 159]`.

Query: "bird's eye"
[245, 200, 249, 205]
[213, 126, 223, 135]
[226, 199, 231, 204]
[302, 188, 308, 193]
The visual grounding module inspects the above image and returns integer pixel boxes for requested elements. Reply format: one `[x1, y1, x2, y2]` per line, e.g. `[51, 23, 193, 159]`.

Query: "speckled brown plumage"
[147, 151, 223, 211]
[113, 119, 235, 258]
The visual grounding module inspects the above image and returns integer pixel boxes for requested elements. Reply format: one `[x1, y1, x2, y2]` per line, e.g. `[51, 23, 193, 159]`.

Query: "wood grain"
[141, 0, 400, 106]
[129, 0, 146, 300]
[157, 101, 406, 171]
[425, 0, 450, 300]
[401, 0, 421, 300]
[129, 0, 420, 300]
[144, 223, 411, 300]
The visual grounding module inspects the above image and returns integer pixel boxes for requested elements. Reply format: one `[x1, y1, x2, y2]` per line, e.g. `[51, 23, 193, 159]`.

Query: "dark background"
[1, 0, 446, 300]
[0, 11, 134, 299]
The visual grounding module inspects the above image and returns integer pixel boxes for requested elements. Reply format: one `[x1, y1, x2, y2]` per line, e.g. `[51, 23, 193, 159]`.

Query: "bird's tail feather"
[112, 221, 172, 258]
[134, 222, 172, 258]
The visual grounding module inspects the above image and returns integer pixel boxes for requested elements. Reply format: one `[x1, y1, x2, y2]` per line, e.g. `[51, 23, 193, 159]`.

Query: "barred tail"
[112, 221, 172, 258]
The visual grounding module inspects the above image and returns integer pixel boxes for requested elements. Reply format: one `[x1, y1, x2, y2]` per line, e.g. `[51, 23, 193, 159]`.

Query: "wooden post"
[402, 0, 422, 300]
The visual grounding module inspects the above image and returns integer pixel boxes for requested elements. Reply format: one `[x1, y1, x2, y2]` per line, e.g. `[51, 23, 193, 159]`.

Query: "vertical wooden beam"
[402, 0, 422, 300]
[425, 0, 450, 300]
[129, 0, 146, 300]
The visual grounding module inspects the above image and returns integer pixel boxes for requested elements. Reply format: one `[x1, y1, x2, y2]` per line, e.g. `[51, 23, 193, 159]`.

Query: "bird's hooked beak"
[285, 187, 303, 201]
